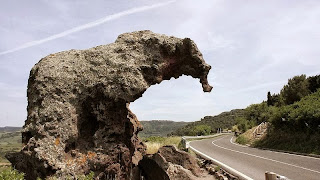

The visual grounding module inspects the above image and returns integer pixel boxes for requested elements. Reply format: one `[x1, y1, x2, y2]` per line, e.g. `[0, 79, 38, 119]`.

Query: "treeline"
[236, 74, 320, 154]
[267, 74, 320, 106]
[139, 120, 189, 137]
[0, 127, 21, 133]
[170, 109, 245, 136]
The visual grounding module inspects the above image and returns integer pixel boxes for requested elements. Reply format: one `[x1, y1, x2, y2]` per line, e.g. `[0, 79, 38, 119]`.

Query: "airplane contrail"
[0, 0, 176, 56]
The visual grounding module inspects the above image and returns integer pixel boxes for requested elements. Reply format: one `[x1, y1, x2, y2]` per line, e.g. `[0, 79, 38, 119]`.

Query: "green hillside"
[235, 74, 320, 154]
[170, 109, 245, 136]
[0, 127, 21, 133]
[0, 131, 22, 163]
[139, 120, 189, 137]
[253, 89, 320, 154]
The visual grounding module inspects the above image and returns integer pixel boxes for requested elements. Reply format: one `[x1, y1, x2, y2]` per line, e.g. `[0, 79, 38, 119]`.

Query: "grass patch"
[143, 136, 181, 154]
[0, 131, 22, 163]
[235, 135, 249, 145]
[235, 126, 257, 145]
[0, 167, 24, 180]
[0, 166, 11, 173]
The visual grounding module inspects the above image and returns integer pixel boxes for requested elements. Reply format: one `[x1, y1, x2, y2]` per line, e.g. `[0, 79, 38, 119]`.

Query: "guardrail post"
[265, 171, 277, 180]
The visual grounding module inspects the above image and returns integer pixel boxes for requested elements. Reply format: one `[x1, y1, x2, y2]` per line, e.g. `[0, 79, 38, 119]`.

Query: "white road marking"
[212, 136, 320, 174]
[263, 148, 320, 160]
[230, 136, 320, 160]
[189, 145, 254, 180]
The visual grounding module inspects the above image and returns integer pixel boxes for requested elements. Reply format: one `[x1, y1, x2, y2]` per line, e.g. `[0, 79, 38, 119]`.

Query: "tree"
[308, 75, 320, 93]
[191, 125, 211, 136]
[267, 92, 281, 106]
[280, 74, 310, 105]
[236, 117, 254, 133]
[267, 91, 272, 106]
[245, 102, 270, 124]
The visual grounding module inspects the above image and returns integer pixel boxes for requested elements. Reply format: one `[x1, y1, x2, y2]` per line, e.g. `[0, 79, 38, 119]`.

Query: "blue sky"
[1, 0, 320, 126]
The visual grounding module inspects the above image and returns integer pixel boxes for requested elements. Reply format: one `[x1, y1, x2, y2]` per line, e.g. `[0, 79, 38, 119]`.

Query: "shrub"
[236, 135, 249, 145]
[0, 167, 24, 180]
[191, 125, 211, 136]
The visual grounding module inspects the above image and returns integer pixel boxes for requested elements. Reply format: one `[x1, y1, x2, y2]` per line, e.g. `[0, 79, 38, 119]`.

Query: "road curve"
[189, 135, 320, 180]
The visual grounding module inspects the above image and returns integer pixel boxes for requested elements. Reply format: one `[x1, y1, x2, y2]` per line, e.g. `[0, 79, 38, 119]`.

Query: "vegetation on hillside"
[0, 131, 22, 163]
[0, 127, 21, 133]
[170, 109, 245, 136]
[139, 120, 189, 137]
[235, 74, 320, 154]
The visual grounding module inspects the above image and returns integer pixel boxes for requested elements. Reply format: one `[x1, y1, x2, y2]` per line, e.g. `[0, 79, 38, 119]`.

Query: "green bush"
[191, 125, 211, 136]
[236, 117, 255, 133]
[254, 89, 320, 154]
[78, 171, 94, 180]
[271, 89, 320, 133]
[0, 167, 24, 180]
[236, 135, 249, 145]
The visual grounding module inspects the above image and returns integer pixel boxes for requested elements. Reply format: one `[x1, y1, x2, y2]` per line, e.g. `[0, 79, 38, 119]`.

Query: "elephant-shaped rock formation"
[6, 30, 212, 180]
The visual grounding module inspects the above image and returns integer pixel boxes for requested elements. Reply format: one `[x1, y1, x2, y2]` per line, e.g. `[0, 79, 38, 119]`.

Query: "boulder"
[139, 145, 211, 180]
[6, 30, 212, 179]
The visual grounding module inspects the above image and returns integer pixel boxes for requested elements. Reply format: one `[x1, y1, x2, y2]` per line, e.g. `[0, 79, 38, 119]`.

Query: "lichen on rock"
[6, 30, 212, 180]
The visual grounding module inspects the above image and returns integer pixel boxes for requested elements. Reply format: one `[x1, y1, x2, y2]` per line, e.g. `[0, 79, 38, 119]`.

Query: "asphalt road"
[189, 135, 320, 180]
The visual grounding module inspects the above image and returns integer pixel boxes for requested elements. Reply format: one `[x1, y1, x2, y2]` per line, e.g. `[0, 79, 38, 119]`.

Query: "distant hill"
[0, 126, 21, 133]
[0, 127, 22, 163]
[139, 120, 190, 137]
[170, 109, 245, 136]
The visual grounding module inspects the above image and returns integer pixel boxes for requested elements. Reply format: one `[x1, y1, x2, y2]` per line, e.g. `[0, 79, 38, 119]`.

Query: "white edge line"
[263, 148, 320, 160]
[212, 136, 320, 175]
[189, 144, 254, 180]
[230, 135, 320, 160]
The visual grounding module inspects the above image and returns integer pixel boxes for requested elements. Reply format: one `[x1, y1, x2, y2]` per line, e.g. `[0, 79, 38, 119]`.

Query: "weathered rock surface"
[6, 30, 212, 179]
[139, 146, 215, 180]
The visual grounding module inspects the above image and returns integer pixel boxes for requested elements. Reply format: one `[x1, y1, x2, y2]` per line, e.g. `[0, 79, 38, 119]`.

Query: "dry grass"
[144, 136, 181, 154]
[145, 142, 162, 154]
[236, 126, 257, 145]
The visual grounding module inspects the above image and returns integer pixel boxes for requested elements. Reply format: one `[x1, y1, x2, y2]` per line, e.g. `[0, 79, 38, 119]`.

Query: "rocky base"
[198, 158, 239, 180]
[139, 146, 217, 180]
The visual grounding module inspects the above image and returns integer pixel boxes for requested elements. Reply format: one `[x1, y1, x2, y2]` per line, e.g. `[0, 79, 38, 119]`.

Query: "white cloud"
[0, 0, 176, 56]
